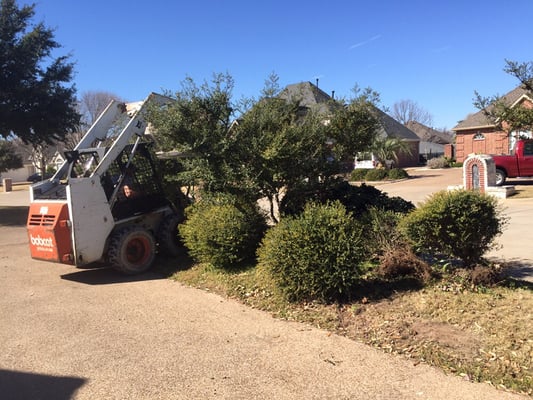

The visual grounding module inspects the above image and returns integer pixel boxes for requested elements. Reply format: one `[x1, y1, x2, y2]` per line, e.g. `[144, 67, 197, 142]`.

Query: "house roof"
[405, 121, 453, 144]
[453, 85, 531, 131]
[278, 81, 419, 142]
[279, 81, 336, 114]
[373, 107, 420, 141]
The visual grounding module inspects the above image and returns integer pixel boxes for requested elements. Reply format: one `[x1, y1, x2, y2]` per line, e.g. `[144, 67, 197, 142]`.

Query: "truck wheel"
[495, 169, 506, 186]
[108, 226, 156, 274]
[157, 214, 183, 256]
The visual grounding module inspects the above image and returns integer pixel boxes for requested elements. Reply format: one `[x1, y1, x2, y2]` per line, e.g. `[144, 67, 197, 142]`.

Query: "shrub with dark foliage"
[280, 180, 414, 218]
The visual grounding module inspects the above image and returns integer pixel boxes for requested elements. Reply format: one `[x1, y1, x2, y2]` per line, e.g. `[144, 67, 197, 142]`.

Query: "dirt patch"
[338, 297, 479, 360]
[411, 320, 480, 358]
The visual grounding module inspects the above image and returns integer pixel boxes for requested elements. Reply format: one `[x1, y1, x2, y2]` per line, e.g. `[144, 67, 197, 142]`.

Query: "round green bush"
[350, 168, 371, 181]
[257, 201, 367, 302]
[179, 196, 267, 269]
[364, 168, 388, 181]
[387, 168, 409, 180]
[399, 189, 507, 266]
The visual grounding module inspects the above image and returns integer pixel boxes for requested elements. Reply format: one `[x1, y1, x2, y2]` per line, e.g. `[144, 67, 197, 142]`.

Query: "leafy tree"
[328, 86, 381, 162]
[0, 139, 22, 173]
[392, 99, 433, 126]
[474, 60, 533, 134]
[146, 73, 236, 199]
[230, 92, 332, 220]
[148, 73, 381, 222]
[0, 0, 79, 145]
[231, 78, 380, 222]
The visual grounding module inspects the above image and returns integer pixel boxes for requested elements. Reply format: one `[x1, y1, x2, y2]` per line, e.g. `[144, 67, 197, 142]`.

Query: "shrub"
[361, 207, 405, 257]
[387, 168, 409, 180]
[257, 201, 367, 302]
[179, 195, 267, 269]
[350, 168, 370, 181]
[364, 168, 388, 181]
[426, 156, 450, 169]
[399, 189, 507, 266]
[280, 180, 414, 218]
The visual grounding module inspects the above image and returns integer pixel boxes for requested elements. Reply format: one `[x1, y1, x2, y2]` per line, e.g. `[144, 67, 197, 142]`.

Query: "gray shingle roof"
[373, 108, 420, 141]
[279, 81, 335, 114]
[453, 85, 531, 131]
[279, 82, 419, 142]
[405, 121, 453, 144]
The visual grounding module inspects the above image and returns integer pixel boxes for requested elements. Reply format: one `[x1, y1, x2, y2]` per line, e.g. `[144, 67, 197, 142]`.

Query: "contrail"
[350, 34, 382, 49]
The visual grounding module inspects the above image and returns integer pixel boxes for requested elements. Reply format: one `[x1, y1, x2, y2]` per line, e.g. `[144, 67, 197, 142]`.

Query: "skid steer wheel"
[108, 226, 156, 274]
[157, 214, 183, 256]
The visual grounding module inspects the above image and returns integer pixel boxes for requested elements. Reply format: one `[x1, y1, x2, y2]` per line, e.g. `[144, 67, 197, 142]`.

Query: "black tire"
[495, 168, 506, 186]
[157, 214, 183, 256]
[108, 226, 156, 274]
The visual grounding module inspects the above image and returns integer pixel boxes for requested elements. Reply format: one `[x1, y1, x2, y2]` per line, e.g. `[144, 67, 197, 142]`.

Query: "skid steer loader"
[27, 93, 183, 274]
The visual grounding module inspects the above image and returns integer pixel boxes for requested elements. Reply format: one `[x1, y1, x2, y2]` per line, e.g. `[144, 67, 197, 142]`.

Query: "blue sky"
[34, 0, 532, 130]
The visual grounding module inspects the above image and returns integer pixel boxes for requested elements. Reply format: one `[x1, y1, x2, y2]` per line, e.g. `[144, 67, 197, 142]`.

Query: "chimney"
[315, 78, 319, 89]
[331, 90, 335, 99]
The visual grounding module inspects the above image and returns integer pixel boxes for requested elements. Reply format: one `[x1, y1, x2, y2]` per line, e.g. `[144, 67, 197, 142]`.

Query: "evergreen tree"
[0, 0, 79, 145]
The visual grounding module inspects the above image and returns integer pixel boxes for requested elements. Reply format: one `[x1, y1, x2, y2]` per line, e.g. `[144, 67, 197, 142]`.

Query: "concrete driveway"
[0, 187, 529, 399]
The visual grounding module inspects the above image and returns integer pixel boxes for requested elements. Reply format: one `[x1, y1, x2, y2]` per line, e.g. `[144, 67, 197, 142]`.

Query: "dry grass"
[168, 263, 533, 396]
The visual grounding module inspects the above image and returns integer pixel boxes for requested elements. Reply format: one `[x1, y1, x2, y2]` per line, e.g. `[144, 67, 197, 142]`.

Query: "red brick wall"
[396, 141, 420, 167]
[455, 129, 509, 162]
[444, 144, 454, 159]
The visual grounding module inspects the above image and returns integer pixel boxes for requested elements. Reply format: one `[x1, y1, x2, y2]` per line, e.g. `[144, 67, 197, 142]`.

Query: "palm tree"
[370, 137, 412, 169]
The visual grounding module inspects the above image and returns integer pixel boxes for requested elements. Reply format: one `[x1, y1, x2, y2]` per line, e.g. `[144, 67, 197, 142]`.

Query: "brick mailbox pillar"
[463, 155, 496, 193]
[2, 178, 13, 192]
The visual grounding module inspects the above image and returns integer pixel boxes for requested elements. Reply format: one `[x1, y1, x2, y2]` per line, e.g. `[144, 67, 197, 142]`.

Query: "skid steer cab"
[27, 93, 184, 274]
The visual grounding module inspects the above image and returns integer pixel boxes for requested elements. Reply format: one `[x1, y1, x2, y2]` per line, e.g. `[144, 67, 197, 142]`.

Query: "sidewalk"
[0, 188, 30, 207]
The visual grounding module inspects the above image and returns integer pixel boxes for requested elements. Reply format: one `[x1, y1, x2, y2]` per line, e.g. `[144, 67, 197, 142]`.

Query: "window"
[524, 142, 533, 156]
[473, 132, 485, 140]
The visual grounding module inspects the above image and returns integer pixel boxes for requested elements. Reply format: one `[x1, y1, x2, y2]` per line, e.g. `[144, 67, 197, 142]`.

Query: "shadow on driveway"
[0, 369, 85, 400]
[61, 266, 166, 285]
[0, 206, 28, 227]
[60, 254, 191, 285]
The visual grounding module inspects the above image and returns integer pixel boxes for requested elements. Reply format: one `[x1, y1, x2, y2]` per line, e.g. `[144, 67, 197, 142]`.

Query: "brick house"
[453, 86, 533, 162]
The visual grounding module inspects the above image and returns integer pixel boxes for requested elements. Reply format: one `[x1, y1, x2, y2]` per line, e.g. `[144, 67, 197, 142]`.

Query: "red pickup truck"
[492, 139, 533, 185]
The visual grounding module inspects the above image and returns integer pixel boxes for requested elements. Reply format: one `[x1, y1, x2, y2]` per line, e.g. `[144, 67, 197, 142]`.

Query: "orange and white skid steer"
[27, 93, 183, 274]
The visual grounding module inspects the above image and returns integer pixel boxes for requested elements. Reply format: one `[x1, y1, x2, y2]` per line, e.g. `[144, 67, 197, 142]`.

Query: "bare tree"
[79, 91, 124, 126]
[392, 99, 433, 126]
[63, 91, 124, 150]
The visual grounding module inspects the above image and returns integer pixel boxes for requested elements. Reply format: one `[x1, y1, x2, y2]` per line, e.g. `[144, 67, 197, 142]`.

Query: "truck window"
[524, 142, 533, 156]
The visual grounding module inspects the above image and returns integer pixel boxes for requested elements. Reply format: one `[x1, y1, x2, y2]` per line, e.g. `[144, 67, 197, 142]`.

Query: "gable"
[454, 85, 531, 132]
